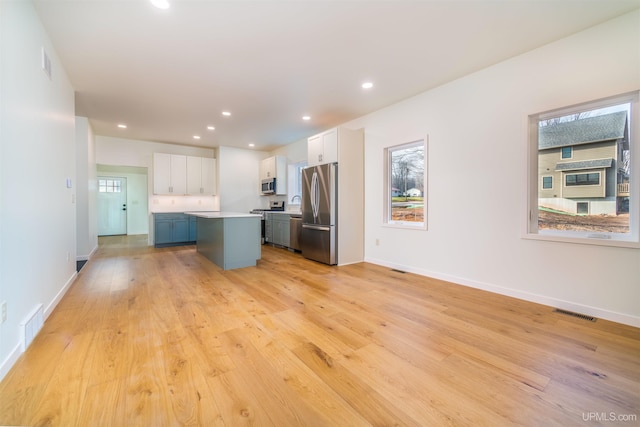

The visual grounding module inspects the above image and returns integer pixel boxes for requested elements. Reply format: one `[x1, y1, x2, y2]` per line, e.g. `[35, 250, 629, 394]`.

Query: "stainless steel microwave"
[261, 178, 276, 194]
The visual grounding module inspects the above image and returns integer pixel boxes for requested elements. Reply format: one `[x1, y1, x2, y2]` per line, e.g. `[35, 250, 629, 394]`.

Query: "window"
[287, 160, 307, 204]
[384, 139, 426, 229]
[577, 202, 589, 214]
[527, 91, 639, 247]
[98, 179, 121, 193]
[565, 172, 599, 186]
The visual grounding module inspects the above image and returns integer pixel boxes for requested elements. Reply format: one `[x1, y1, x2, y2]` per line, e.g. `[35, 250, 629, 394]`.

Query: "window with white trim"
[527, 92, 639, 247]
[384, 139, 427, 229]
[98, 179, 121, 193]
[287, 160, 307, 204]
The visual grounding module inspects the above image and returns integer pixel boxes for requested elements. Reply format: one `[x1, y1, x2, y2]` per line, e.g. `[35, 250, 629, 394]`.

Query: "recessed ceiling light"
[222, 111, 231, 117]
[248, 143, 255, 147]
[117, 124, 127, 129]
[207, 126, 215, 131]
[302, 115, 311, 121]
[193, 135, 201, 140]
[150, 0, 170, 9]
[362, 81, 374, 89]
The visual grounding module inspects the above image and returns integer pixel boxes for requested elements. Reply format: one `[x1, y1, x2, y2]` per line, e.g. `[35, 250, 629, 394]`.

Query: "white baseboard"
[0, 270, 77, 383]
[0, 343, 22, 383]
[364, 256, 640, 328]
[45, 271, 77, 320]
[76, 244, 98, 262]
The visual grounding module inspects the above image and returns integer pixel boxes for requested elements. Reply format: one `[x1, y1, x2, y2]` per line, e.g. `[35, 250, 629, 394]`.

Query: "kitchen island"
[186, 211, 262, 270]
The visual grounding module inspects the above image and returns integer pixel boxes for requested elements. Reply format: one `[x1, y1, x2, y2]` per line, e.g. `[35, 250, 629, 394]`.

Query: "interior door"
[97, 177, 127, 236]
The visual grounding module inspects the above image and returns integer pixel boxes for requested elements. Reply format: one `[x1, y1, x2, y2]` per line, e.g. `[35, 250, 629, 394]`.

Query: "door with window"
[98, 177, 127, 236]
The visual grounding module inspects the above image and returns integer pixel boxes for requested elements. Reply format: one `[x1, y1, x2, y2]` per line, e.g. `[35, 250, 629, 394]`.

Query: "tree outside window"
[527, 91, 638, 247]
[385, 140, 426, 228]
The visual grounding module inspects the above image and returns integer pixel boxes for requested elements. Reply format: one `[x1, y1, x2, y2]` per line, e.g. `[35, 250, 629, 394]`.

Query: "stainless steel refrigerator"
[301, 163, 337, 265]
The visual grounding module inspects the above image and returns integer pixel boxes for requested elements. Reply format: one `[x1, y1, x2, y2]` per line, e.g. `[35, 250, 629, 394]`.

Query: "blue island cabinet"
[188, 212, 261, 270]
[153, 213, 195, 247]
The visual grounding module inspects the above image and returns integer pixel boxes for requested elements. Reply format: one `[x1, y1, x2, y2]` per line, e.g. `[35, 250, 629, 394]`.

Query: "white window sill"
[523, 231, 640, 249]
[383, 221, 427, 231]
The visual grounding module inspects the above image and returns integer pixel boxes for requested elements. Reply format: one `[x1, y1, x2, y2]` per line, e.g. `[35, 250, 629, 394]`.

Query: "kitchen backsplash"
[149, 195, 219, 213]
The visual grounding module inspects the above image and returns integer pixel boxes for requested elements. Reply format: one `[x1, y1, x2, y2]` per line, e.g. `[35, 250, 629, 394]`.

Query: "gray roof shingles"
[539, 111, 627, 150]
[555, 158, 613, 171]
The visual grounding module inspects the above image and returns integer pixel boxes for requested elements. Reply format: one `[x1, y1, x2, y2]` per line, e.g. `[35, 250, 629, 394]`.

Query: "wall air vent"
[20, 303, 44, 351]
[553, 308, 597, 322]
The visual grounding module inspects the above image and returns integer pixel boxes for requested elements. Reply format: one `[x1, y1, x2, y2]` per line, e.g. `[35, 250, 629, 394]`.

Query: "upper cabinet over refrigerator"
[308, 128, 338, 167]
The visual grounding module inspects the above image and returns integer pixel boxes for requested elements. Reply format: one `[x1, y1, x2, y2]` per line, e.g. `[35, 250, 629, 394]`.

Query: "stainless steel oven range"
[250, 201, 285, 244]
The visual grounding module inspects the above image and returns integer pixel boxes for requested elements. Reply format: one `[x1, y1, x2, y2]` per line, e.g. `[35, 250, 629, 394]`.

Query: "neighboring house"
[391, 187, 402, 197]
[538, 111, 629, 215]
[405, 188, 423, 197]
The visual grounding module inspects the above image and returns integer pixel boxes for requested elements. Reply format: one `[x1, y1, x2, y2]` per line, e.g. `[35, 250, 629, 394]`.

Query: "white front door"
[98, 177, 127, 236]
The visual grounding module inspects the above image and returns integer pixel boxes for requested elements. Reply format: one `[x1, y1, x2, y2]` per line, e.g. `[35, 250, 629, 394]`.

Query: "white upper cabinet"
[260, 156, 276, 180]
[154, 153, 187, 194]
[187, 156, 217, 195]
[200, 157, 216, 195]
[307, 128, 338, 166]
[259, 155, 287, 195]
[154, 153, 215, 195]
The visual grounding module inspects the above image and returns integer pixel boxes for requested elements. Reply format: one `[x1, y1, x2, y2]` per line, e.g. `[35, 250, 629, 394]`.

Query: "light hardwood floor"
[0, 235, 638, 426]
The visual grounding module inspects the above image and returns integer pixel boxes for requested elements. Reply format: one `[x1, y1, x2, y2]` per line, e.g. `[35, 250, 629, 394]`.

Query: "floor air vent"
[20, 304, 44, 351]
[553, 308, 597, 322]
[390, 269, 406, 274]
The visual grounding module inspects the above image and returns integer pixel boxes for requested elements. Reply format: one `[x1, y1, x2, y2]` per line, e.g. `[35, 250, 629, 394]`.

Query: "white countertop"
[185, 211, 262, 219]
[152, 210, 216, 214]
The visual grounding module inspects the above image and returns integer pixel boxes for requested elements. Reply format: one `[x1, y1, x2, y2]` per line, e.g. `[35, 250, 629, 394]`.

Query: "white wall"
[271, 138, 307, 210]
[76, 117, 98, 260]
[95, 135, 219, 240]
[346, 10, 640, 326]
[0, 0, 77, 379]
[218, 146, 269, 212]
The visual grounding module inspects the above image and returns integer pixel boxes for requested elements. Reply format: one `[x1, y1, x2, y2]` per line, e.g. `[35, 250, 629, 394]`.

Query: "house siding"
[539, 140, 618, 204]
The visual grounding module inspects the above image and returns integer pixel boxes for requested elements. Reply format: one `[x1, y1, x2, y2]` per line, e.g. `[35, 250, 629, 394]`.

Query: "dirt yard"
[538, 210, 629, 233]
[391, 207, 424, 222]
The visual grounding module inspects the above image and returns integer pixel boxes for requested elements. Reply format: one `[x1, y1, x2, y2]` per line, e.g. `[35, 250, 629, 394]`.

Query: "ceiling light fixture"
[362, 81, 374, 89]
[207, 126, 215, 131]
[248, 143, 255, 147]
[150, 0, 170, 10]
[302, 115, 311, 121]
[193, 135, 201, 140]
[222, 111, 231, 117]
[117, 124, 127, 129]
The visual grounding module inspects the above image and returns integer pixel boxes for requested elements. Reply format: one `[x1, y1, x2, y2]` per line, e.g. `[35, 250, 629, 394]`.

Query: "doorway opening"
[98, 176, 127, 236]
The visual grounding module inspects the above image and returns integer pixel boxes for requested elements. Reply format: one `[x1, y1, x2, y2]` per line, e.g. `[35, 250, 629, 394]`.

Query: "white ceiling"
[34, 0, 639, 151]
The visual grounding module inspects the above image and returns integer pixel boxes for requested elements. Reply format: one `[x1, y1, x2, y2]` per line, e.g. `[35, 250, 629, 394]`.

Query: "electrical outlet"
[66, 251, 70, 262]
[1, 301, 7, 324]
